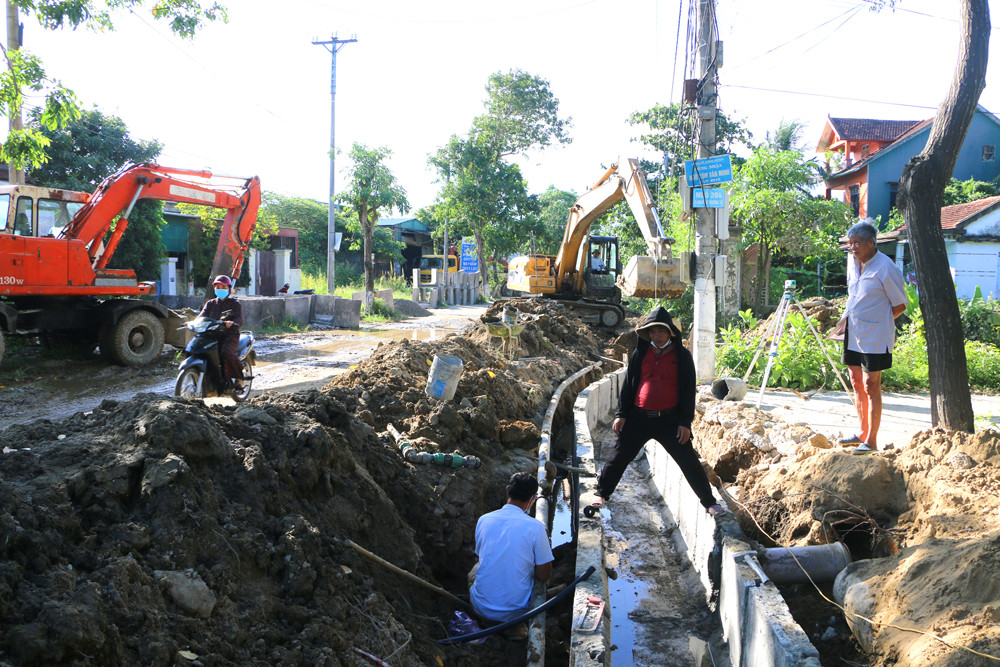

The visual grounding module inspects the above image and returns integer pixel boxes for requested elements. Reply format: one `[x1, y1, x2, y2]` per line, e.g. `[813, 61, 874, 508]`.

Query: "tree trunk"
[895, 0, 989, 432]
[361, 204, 375, 308]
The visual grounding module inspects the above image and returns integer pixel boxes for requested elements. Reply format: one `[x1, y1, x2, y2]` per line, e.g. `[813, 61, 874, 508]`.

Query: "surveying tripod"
[742, 280, 854, 408]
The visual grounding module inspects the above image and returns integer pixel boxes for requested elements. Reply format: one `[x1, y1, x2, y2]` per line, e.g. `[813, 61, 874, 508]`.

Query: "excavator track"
[497, 297, 624, 328]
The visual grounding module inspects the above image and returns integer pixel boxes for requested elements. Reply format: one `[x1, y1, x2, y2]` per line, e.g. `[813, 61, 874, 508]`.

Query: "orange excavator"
[0, 163, 261, 366]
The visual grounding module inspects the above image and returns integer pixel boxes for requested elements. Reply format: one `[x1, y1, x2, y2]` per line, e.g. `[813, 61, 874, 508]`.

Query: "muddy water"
[593, 425, 731, 665]
[1, 312, 482, 428]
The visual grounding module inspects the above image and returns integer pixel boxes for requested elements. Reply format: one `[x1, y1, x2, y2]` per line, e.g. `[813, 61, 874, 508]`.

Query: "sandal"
[708, 504, 728, 517]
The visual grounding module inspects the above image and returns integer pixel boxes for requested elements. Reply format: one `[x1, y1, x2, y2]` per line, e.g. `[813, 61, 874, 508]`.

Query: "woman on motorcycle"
[197, 275, 244, 391]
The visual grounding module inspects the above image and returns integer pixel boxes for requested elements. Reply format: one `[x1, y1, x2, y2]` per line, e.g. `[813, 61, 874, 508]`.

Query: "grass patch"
[362, 298, 402, 323]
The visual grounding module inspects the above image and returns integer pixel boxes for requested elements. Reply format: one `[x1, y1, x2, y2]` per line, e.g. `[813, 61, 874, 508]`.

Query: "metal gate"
[258, 251, 277, 296]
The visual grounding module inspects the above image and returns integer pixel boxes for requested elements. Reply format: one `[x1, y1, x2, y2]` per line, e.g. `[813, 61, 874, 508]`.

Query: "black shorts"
[841, 321, 893, 372]
[842, 347, 892, 372]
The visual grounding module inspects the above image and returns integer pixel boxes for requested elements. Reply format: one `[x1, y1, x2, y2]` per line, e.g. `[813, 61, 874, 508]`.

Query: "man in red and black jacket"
[591, 306, 726, 517]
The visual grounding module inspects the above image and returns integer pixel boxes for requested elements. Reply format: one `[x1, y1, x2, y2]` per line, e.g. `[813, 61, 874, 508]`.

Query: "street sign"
[461, 241, 479, 272]
[692, 187, 726, 209]
[684, 155, 733, 187]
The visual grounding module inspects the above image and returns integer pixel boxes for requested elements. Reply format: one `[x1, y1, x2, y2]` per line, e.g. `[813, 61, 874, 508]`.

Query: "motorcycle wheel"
[175, 367, 204, 400]
[232, 356, 254, 403]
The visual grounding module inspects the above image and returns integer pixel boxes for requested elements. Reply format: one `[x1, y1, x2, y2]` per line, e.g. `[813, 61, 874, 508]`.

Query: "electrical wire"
[725, 489, 1000, 662]
[719, 83, 945, 111]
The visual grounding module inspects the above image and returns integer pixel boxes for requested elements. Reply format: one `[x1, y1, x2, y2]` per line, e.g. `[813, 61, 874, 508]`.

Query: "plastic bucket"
[426, 354, 464, 401]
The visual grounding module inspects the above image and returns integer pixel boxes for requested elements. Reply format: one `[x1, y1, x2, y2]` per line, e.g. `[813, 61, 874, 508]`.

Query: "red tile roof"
[829, 118, 923, 142]
[940, 196, 1000, 229]
[897, 196, 1000, 231]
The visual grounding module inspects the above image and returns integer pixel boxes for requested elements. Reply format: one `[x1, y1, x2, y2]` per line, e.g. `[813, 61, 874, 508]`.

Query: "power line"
[720, 83, 943, 111]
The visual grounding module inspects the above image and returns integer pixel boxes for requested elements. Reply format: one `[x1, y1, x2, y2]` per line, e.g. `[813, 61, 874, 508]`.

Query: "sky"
[9, 0, 1000, 212]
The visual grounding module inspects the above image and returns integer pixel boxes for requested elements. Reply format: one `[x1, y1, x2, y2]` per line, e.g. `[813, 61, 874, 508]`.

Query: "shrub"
[715, 311, 845, 390]
[965, 340, 1000, 390]
[962, 288, 1000, 348]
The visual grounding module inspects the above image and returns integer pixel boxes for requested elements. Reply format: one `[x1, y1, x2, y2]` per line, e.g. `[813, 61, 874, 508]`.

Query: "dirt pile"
[0, 301, 610, 666]
[699, 395, 1000, 666]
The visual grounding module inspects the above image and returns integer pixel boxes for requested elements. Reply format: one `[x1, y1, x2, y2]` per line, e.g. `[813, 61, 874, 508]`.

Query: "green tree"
[338, 143, 409, 304]
[628, 102, 753, 179]
[257, 192, 328, 275]
[472, 68, 572, 159]
[2, 0, 226, 169]
[432, 69, 570, 297]
[430, 134, 539, 297]
[535, 186, 577, 255]
[941, 176, 998, 206]
[27, 106, 162, 188]
[730, 147, 851, 308]
[765, 119, 809, 154]
[27, 106, 165, 280]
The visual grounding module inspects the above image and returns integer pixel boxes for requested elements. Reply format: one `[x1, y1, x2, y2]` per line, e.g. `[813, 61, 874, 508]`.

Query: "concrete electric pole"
[691, 0, 720, 381]
[313, 33, 356, 295]
[6, 1, 23, 186]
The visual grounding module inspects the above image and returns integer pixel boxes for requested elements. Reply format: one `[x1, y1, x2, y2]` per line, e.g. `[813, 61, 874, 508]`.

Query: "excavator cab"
[585, 235, 621, 304]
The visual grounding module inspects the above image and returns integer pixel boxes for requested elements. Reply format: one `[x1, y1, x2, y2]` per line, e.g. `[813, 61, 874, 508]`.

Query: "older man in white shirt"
[837, 220, 907, 454]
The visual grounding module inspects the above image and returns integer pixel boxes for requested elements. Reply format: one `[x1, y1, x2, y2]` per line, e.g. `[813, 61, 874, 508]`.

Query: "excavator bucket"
[617, 255, 687, 299]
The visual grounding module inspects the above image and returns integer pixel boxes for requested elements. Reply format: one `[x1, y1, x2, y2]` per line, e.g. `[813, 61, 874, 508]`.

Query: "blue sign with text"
[461, 241, 479, 272]
[692, 187, 726, 209]
[684, 155, 733, 186]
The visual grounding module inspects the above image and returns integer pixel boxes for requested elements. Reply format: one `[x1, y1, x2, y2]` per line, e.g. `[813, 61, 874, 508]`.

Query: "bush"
[882, 324, 929, 390]
[362, 298, 402, 322]
[715, 311, 845, 390]
[965, 340, 1000, 390]
[962, 289, 1000, 348]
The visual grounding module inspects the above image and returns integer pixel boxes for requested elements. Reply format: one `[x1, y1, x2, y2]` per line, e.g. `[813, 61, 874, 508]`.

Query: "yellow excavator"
[502, 156, 687, 327]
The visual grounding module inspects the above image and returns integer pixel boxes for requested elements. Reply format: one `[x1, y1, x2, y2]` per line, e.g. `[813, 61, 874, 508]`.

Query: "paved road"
[731, 387, 1000, 448]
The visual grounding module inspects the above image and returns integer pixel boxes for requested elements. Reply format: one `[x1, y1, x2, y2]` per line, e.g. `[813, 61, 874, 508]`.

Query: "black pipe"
[438, 565, 597, 645]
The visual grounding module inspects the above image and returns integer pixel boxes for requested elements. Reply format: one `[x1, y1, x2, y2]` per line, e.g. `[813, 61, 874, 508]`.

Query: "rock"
[155, 570, 216, 618]
[142, 454, 188, 496]
[808, 433, 831, 449]
[234, 406, 277, 425]
[947, 452, 976, 470]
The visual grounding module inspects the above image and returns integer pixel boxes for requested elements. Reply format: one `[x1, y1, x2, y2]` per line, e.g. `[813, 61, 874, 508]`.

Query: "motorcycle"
[174, 317, 256, 402]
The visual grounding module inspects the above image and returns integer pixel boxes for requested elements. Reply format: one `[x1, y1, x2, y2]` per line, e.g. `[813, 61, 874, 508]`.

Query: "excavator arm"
[60, 163, 261, 280]
[554, 156, 681, 297]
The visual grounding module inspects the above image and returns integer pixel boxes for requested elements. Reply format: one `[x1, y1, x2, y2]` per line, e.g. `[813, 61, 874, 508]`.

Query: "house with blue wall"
[817, 107, 1000, 225]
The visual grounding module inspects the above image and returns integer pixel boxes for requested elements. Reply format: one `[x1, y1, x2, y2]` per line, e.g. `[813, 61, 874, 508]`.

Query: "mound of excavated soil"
[701, 395, 1000, 666]
[392, 299, 432, 317]
[0, 300, 610, 667]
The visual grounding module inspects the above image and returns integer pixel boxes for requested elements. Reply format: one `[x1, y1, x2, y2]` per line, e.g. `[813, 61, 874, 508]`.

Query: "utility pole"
[313, 33, 356, 295]
[6, 1, 23, 185]
[692, 0, 719, 381]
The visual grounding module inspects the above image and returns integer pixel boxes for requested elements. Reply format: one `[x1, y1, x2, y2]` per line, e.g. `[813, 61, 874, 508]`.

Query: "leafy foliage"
[942, 177, 998, 206]
[716, 311, 845, 390]
[338, 143, 409, 299]
[1, 0, 226, 167]
[256, 193, 328, 275]
[27, 106, 162, 189]
[730, 147, 852, 307]
[27, 106, 167, 279]
[472, 69, 572, 159]
[627, 102, 753, 179]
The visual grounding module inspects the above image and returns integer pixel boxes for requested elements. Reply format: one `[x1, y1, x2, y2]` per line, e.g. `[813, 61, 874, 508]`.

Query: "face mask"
[214, 288, 230, 299]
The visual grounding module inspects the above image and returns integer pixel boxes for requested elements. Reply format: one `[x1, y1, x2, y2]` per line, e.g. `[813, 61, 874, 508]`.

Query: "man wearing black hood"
[591, 306, 726, 516]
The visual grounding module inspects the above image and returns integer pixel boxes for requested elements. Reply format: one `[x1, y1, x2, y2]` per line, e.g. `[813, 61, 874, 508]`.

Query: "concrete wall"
[158, 294, 361, 330]
[570, 370, 821, 667]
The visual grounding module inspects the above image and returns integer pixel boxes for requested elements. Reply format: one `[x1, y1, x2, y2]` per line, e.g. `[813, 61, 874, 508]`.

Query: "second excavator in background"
[502, 156, 687, 327]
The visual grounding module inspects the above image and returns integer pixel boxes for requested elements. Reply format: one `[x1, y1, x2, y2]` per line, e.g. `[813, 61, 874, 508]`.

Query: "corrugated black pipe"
[438, 565, 596, 645]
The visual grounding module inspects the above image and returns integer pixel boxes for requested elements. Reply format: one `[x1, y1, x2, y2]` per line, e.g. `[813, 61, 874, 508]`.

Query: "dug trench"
[3, 297, 1000, 666]
[0, 299, 618, 666]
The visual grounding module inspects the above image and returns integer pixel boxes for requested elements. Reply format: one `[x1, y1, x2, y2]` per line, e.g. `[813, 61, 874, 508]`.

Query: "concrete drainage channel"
[565, 368, 828, 667]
